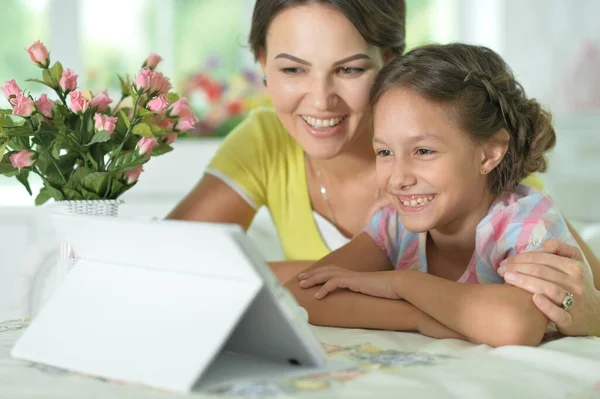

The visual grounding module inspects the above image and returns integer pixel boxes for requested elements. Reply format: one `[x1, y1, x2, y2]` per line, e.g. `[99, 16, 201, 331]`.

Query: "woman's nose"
[309, 75, 338, 111]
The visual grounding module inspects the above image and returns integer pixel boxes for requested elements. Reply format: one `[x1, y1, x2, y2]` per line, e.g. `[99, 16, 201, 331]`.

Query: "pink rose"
[2, 79, 22, 105]
[149, 71, 171, 96]
[176, 113, 199, 132]
[124, 166, 144, 184]
[90, 91, 113, 112]
[10, 150, 35, 172]
[13, 93, 35, 117]
[35, 94, 54, 118]
[163, 132, 177, 145]
[147, 96, 169, 113]
[25, 41, 50, 67]
[144, 53, 163, 71]
[136, 137, 158, 155]
[60, 69, 78, 92]
[93, 114, 117, 134]
[159, 118, 174, 130]
[135, 67, 153, 91]
[170, 98, 191, 117]
[69, 91, 88, 114]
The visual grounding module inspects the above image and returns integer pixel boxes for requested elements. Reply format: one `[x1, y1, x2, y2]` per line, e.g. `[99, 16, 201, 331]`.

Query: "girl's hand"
[498, 239, 600, 336]
[297, 266, 401, 300]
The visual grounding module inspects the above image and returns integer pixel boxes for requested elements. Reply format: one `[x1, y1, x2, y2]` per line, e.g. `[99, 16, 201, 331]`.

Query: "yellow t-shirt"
[207, 107, 545, 261]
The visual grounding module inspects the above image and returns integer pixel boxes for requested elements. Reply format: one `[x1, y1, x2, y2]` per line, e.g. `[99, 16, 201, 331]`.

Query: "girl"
[293, 43, 597, 346]
[167, 0, 600, 336]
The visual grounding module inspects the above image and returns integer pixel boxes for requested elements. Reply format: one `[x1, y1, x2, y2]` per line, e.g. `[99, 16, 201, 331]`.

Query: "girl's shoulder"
[486, 185, 558, 223]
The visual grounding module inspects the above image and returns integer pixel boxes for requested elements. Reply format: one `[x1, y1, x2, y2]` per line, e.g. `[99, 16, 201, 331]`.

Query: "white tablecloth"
[1, 320, 599, 399]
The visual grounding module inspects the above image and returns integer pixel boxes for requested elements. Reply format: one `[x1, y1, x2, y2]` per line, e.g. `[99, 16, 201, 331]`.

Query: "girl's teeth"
[402, 196, 434, 207]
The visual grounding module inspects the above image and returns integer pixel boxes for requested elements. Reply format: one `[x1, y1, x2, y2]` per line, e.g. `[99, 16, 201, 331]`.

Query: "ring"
[562, 291, 574, 310]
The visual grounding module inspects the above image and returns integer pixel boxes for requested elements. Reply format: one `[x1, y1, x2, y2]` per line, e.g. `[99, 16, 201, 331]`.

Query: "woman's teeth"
[402, 196, 434, 207]
[302, 115, 345, 129]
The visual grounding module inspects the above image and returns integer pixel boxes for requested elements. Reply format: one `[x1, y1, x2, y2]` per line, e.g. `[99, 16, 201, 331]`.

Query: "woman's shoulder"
[242, 107, 295, 145]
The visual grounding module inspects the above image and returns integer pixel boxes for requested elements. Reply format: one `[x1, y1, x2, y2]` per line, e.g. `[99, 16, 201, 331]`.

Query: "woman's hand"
[498, 239, 600, 336]
[297, 266, 401, 300]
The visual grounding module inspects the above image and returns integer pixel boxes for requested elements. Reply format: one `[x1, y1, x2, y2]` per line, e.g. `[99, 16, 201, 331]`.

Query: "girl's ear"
[480, 128, 510, 174]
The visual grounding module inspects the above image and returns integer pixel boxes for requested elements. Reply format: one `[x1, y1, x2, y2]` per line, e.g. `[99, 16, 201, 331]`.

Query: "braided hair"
[370, 43, 556, 195]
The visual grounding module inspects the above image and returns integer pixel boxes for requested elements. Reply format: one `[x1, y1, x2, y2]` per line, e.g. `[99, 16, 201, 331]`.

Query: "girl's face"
[373, 87, 495, 235]
[259, 4, 385, 159]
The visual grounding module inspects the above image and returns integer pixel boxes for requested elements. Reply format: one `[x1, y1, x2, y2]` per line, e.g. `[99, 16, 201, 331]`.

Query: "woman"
[167, 0, 600, 337]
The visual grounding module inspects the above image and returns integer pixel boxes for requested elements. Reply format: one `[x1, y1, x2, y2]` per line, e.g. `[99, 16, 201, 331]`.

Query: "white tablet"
[11, 214, 328, 392]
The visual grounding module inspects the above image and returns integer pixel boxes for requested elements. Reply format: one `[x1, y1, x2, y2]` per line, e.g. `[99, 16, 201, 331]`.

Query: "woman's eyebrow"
[274, 53, 310, 65]
[273, 53, 372, 66]
[333, 53, 372, 66]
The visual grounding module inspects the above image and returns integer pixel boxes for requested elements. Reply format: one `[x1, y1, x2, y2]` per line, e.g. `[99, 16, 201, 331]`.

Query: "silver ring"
[562, 291, 574, 311]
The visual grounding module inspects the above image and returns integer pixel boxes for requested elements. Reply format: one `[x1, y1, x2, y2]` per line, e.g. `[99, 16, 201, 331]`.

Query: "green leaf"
[25, 78, 53, 89]
[131, 123, 153, 138]
[167, 92, 180, 103]
[119, 110, 131, 129]
[88, 130, 112, 145]
[16, 171, 32, 196]
[151, 144, 173, 157]
[35, 185, 64, 205]
[0, 109, 14, 115]
[81, 172, 110, 196]
[0, 163, 16, 174]
[50, 62, 64, 86]
[62, 187, 84, 200]
[42, 69, 54, 87]
[150, 124, 163, 136]
[34, 189, 51, 206]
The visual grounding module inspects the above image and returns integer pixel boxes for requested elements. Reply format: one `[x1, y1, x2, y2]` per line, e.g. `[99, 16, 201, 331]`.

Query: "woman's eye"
[376, 149, 392, 157]
[281, 67, 305, 75]
[337, 67, 364, 76]
[416, 148, 435, 156]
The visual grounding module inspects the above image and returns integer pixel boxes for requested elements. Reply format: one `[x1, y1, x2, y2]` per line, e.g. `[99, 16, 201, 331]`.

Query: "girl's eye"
[376, 149, 392, 157]
[281, 67, 305, 75]
[337, 67, 365, 76]
[416, 148, 435, 156]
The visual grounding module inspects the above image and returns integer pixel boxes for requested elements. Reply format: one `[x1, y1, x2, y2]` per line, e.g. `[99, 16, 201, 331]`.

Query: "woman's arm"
[393, 271, 548, 347]
[167, 174, 257, 229]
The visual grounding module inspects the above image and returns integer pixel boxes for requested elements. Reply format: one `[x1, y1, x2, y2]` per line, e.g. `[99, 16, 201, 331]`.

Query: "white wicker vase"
[52, 200, 123, 272]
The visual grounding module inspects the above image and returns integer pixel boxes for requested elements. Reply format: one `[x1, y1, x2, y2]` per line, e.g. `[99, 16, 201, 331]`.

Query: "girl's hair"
[248, 0, 406, 60]
[370, 43, 556, 195]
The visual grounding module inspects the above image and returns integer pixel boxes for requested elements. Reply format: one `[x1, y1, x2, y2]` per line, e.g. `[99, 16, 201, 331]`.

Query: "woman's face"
[259, 4, 386, 159]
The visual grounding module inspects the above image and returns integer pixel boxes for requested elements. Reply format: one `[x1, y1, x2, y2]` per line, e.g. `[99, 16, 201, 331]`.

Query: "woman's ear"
[480, 128, 510, 174]
[257, 47, 267, 76]
[383, 49, 394, 64]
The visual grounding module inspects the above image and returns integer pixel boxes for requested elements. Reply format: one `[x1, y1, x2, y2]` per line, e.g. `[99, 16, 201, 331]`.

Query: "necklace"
[307, 155, 337, 224]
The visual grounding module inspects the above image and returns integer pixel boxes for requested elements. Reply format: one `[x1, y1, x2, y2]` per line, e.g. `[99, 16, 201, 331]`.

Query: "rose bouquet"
[0, 41, 198, 205]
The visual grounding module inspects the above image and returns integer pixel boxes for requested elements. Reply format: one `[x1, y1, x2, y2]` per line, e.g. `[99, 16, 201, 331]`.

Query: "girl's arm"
[283, 234, 466, 339]
[567, 220, 600, 289]
[392, 271, 548, 347]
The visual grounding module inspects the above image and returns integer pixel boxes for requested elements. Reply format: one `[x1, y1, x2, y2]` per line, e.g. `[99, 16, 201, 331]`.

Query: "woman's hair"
[248, 0, 406, 60]
[370, 43, 556, 195]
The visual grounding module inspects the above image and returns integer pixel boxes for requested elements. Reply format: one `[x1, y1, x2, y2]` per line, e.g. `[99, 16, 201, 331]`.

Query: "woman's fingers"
[533, 294, 574, 327]
[537, 238, 584, 262]
[501, 252, 578, 276]
[504, 272, 571, 306]
[501, 261, 568, 284]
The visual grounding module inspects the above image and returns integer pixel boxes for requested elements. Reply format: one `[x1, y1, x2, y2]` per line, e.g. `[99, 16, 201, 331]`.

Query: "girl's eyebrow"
[273, 53, 372, 66]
